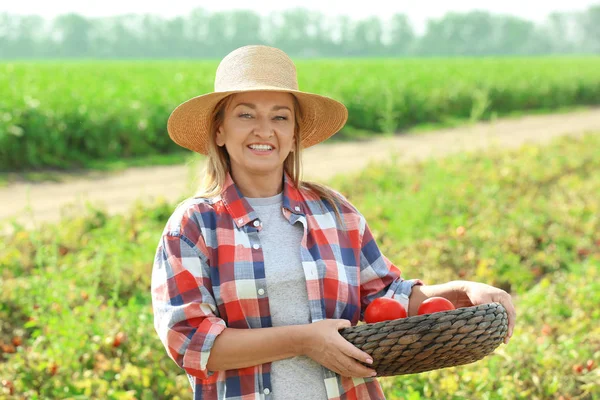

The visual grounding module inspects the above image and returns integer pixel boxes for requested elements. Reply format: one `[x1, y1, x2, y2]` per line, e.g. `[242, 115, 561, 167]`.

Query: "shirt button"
[253, 243, 260, 250]
[263, 388, 270, 395]
[237, 218, 243, 224]
[258, 288, 265, 296]
[294, 206, 301, 212]
[253, 220, 260, 227]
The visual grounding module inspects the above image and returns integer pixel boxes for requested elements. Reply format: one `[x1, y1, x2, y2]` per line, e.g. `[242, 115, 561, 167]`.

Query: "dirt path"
[2, 109, 600, 235]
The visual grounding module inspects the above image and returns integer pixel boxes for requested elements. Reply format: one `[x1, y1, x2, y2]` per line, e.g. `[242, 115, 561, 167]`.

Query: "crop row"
[1, 57, 600, 170]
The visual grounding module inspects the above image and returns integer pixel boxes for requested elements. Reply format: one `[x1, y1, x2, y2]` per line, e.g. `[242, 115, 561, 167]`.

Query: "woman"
[151, 45, 516, 400]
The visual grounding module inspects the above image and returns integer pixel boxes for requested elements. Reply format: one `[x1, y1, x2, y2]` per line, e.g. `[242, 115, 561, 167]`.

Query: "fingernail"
[371, 372, 377, 377]
[366, 358, 373, 364]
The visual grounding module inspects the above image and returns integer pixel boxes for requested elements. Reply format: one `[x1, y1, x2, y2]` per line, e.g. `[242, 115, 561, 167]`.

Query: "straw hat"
[167, 45, 348, 155]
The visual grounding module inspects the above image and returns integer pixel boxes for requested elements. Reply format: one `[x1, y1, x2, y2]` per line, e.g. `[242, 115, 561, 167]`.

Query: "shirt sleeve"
[358, 214, 425, 320]
[151, 231, 226, 380]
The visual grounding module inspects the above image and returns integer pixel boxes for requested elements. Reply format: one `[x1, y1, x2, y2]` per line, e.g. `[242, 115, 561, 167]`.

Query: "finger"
[501, 294, 516, 344]
[336, 335, 375, 365]
[327, 365, 346, 378]
[332, 320, 373, 363]
[335, 319, 351, 330]
[332, 352, 353, 378]
[333, 320, 377, 376]
[334, 353, 377, 378]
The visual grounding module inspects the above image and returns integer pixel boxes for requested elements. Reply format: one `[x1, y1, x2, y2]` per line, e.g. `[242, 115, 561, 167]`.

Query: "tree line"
[1, 5, 599, 59]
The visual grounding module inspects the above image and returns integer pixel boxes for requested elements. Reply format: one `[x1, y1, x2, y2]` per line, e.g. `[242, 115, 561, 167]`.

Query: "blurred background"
[1, 1, 599, 400]
[1, 1, 600, 58]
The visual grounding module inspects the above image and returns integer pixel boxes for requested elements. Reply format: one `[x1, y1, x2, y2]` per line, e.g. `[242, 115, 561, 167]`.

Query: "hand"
[451, 281, 516, 345]
[300, 319, 377, 378]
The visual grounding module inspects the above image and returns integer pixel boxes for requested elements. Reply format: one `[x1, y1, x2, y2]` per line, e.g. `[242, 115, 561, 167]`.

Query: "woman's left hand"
[450, 281, 516, 345]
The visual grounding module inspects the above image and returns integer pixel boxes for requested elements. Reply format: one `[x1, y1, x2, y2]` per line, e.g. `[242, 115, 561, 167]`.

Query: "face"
[215, 91, 296, 179]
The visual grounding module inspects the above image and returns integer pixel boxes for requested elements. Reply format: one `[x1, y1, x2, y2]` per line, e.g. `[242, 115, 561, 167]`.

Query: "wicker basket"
[339, 302, 508, 377]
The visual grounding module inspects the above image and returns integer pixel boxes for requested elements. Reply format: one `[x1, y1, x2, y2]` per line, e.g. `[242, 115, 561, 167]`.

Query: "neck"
[230, 166, 284, 198]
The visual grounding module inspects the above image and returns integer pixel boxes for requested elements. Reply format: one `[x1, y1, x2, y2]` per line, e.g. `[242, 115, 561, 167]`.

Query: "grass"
[1, 132, 599, 399]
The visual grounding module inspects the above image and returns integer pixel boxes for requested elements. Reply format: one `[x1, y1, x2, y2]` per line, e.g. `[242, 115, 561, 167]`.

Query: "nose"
[252, 115, 274, 138]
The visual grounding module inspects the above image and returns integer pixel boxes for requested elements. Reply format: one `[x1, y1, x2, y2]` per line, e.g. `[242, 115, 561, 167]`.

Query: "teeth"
[249, 144, 273, 151]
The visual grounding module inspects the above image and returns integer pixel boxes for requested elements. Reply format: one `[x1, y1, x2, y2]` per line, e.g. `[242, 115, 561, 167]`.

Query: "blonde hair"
[189, 93, 345, 226]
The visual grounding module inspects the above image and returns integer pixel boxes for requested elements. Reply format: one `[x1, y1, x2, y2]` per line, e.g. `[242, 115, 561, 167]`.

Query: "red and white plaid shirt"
[151, 171, 424, 399]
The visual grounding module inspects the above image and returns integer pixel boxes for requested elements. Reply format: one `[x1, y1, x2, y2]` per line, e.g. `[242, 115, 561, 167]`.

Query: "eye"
[274, 116, 288, 121]
[238, 113, 253, 119]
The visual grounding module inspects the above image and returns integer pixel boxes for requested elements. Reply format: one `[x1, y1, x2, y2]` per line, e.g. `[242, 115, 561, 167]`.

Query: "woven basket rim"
[358, 302, 507, 327]
[339, 302, 508, 376]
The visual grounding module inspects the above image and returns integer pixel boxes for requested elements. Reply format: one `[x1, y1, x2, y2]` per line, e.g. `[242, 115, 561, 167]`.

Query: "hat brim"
[166, 87, 348, 155]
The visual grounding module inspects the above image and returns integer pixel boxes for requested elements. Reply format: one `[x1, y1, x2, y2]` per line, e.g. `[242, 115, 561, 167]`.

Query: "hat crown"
[214, 45, 299, 92]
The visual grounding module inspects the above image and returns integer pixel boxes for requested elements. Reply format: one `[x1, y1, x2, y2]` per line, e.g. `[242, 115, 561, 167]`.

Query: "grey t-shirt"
[246, 192, 328, 400]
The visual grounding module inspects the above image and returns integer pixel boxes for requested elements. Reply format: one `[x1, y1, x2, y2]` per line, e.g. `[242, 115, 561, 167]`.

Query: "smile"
[248, 144, 274, 151]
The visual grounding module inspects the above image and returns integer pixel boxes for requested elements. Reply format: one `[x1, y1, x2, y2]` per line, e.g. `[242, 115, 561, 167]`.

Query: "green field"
[1, 57, 600, 171]
[1, 132, 598, 399]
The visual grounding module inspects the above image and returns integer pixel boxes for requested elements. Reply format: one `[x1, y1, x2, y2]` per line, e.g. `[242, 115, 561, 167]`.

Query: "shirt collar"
[221, 170, 306, 229]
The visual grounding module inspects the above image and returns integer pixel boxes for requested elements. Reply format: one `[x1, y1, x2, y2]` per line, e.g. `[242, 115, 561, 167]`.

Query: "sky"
[2, 0, 597, 33]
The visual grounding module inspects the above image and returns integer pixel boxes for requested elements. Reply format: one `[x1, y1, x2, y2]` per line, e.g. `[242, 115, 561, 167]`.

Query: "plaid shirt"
[151, 171, 423, 400]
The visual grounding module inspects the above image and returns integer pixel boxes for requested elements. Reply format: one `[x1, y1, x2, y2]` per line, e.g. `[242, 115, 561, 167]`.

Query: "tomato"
[586, 359, 595, 371]
[417, 297, 455, 315]
[364, 297, 407, 323]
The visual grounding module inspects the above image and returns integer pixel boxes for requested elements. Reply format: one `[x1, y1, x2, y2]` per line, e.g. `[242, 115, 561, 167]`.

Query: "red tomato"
[586, 359, 595, 371]
[364, 297, 407, 323]
[417, 297, 455, 315]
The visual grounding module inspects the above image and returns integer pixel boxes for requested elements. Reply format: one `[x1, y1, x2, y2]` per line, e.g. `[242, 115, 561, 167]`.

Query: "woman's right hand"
[299, 319, 377, 379]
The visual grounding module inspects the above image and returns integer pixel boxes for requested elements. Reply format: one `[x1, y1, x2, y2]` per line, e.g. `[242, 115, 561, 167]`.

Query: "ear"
[215, 126, 225, 147]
